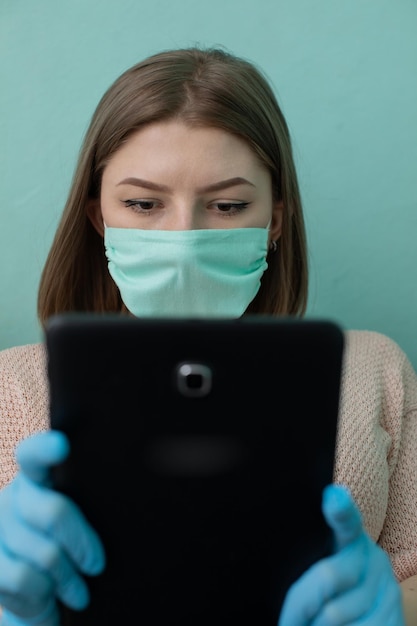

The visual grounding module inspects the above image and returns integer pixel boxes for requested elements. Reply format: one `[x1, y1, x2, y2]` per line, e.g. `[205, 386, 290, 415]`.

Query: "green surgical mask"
[104, 226, 269, 318]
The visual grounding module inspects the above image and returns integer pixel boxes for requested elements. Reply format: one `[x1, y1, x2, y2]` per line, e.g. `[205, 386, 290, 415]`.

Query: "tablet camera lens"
[176, 362, 212, 397]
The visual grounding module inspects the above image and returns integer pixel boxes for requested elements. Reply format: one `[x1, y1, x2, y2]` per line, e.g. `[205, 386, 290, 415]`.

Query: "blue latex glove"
[278, 484, 405, 626]
[0, 431, 105, 626]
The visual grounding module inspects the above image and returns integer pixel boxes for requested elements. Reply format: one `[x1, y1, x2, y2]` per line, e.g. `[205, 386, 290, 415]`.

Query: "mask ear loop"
[266, 218, 278, 252]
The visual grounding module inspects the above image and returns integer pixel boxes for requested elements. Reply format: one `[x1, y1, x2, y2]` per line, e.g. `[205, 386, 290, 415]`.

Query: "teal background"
[1, 0, 416, 368]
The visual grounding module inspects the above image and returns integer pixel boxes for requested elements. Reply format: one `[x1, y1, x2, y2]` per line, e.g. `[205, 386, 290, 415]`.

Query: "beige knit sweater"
[1, 329, 417, 584]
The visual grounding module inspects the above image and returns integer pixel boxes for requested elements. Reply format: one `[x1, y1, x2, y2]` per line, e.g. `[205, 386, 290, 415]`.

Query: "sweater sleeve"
[334, 330, 417, 582]
[0, 343, 49, 490]
[377, 348, 417, 581]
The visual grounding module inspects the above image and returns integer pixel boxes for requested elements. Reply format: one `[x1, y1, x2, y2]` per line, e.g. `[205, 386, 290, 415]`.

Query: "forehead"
[103, 120, 269, 182]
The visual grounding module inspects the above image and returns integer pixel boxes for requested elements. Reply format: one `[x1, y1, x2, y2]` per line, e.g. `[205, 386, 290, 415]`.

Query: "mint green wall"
[1, 0, 416, 368]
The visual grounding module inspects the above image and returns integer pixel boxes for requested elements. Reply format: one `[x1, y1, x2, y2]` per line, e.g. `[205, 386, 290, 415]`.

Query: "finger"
[322, 484, 363, 551]
[16, 431, 70, 486]
[311, 582, 400, 626]
[309, 570, 376, 625]
[310, 549, 403, 626]
[278, 541, 367, 626]
[0, 513, 91, 611]
[15, 476, 105, 577]
[1, 604, 60, 626]
[0, 541, 56, 619]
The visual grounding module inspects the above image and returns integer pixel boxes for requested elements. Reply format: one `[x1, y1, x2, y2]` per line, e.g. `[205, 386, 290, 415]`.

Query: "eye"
[123, 199, 161, 212]
[212, 202, 251, 214]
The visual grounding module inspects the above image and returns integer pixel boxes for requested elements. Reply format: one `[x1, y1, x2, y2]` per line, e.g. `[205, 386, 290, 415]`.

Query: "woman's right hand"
[0, 430, 105, 626]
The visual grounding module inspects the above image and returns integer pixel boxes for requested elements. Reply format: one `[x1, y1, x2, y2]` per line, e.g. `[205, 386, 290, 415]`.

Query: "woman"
[0, 46, 416, 625]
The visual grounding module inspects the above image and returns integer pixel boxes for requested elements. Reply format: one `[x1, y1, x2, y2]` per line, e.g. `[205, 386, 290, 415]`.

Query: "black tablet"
[45, 313, 344, 626]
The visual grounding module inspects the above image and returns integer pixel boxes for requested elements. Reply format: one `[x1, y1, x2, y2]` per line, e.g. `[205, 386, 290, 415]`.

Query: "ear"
[86, 198, 105, 237]
[269, 200, 284, 243]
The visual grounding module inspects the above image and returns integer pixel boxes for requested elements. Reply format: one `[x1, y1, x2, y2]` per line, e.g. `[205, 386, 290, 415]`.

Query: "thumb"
[322, 484, 364, 551]
[16, 430, 70, 486]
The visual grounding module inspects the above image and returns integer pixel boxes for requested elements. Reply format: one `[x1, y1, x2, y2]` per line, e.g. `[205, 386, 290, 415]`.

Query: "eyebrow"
[116, 176, 256, 193]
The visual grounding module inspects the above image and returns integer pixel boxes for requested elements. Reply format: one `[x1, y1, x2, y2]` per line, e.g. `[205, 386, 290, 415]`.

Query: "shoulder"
[341, 329, 417, 411]
[0, 342, 47, 378]
[0, 342, 48, 410]
[342, 329, 414, 374]
[343, 329, 410, 363]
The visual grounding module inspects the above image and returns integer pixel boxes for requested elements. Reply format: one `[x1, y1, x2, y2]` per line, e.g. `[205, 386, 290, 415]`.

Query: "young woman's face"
[90, 120, 282, 241]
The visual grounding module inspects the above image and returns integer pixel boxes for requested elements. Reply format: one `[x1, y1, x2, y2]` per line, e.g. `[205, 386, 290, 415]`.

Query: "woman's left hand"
[278, 484, 405, 626]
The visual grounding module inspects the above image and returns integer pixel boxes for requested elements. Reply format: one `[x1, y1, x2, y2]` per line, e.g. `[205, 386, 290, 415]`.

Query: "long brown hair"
[37, 46, 308, 323]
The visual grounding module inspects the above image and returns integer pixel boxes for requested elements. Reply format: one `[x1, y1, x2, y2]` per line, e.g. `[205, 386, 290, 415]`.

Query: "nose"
[167, 203, 201, 231]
